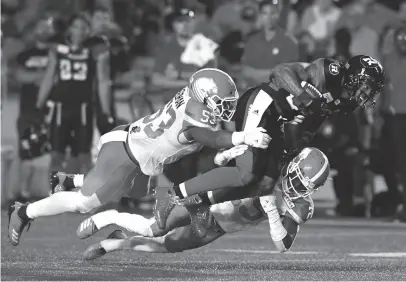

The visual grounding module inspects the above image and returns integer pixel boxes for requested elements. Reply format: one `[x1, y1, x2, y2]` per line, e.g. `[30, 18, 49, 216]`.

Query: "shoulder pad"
[184, 99, 217, 129]
[284, 196, 314, 224]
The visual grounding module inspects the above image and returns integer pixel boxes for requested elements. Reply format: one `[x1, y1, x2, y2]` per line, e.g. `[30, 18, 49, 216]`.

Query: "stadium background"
[1, 0, 406, 280]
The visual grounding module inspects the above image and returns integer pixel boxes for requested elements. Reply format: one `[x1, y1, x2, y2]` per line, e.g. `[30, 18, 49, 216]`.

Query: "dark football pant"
[49, 102, 94, 156]
[150, 205, 225, 252]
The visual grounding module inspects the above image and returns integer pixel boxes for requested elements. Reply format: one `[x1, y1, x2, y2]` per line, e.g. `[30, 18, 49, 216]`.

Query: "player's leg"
[75, 102, 93, 174]
[8, 139, 144, 245]
[78, 209, 154, 238]
[49, 105, 68, 175]
[80, 204, 191, 239]
[49, 124, 131, 192]
[84, 217, 226, 260]
[154, 148, 258, 231]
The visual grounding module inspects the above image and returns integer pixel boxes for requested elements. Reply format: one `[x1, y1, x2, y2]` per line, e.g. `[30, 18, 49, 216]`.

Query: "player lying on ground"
[154, 55, 385, 237]
[80, 147, 329, 260]
[8, 68, 273, 246]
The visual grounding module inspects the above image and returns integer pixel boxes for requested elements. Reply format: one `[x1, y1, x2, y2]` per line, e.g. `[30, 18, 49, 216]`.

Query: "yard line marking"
[217, 249, 319, 255]
[349, 252, 406, 258]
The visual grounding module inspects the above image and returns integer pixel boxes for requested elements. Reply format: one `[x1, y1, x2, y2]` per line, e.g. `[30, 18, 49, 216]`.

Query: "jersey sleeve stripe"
[184, 113, 212, 129]
[310, 152, 329, 182]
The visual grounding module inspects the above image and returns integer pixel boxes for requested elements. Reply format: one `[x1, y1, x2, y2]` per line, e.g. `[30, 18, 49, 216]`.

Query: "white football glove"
[214, 145, 248, 166]
[288, 115, 305, 125]
[244, 127, 271, 149]
[260, 194, 287, 242]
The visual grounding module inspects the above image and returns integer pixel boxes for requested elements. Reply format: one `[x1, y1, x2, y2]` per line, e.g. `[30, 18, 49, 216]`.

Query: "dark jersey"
[284, 58, 359, 154]
[16, 45, 49, 113]
[233, 83, 292, 179]
[50, 44, 96, 104]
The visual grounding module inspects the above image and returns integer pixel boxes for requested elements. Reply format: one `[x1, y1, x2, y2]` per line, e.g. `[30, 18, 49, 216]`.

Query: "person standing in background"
[12, 15, 58, 202]
[379, 5, 406, 221]
[36, 13, 111, 176]
[299, 0, 341, 58]
[210, 0, 259, 41]
[241, 0, 299, 87]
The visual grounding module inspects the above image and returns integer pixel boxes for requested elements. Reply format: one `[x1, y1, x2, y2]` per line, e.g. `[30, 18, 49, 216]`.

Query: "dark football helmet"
[19, 122, 51, 160]
[343, 55, 385, 109]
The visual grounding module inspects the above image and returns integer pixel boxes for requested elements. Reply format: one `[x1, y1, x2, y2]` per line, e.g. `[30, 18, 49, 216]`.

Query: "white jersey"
[127, 87, 219, 175]
[211, 189, 314, 233]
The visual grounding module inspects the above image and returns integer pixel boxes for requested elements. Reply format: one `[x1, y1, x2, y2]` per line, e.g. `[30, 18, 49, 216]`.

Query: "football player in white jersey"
[80, 147, 329, 259]
[8, 68, 272, 247]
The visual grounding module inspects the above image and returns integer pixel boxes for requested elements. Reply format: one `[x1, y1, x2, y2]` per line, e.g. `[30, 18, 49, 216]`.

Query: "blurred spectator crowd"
[1, 0, 406, 220]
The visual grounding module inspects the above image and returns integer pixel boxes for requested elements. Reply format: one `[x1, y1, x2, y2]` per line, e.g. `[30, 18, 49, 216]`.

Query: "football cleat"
[83, 230, 127, 260]
[50, 171, 75, 194]
[153, 185, 179, 230]
[8, 202, 32, 246]
[185, 199, 212, 238]
[77, 217, 99, 239]
[83, 243, 106, 260]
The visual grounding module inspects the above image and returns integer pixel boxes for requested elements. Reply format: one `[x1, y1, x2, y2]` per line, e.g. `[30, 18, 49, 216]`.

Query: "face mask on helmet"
[280, 148, 330, 200]
[206, 94, 238, 122]
[281, 160, 316, 200]
[344, 74, 383, 109]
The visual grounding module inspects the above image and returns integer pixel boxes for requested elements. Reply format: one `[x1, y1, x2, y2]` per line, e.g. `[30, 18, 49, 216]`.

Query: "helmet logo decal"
[329, 63, 340, 75]
[194, 77, 218, 95]
[360, 56, 382, 69]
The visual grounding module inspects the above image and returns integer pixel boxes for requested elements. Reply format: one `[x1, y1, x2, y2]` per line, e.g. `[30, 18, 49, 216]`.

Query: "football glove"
[244, 127, 271, 149]
[214, 145, 248, 166]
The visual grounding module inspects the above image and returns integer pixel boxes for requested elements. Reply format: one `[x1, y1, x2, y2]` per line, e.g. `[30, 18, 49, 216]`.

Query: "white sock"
[26, 191, 79, 219]
[92, 210, 153, 237]
[101, 236, 167, 253]
[73, 174, 84, 188]
[92, 210, 119, 230]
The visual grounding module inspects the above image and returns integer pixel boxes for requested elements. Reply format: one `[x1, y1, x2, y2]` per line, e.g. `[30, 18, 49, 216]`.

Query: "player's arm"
[259, 194, 289, 252]
[269, 62, 322, 109]
[184, 126, 268, 150]
[96, 51, 112, 115]
[15, 52, 45, 84]
[36, 48, 57, 109]
[273, 216, 300, 253]
[182, 103, 271, 150]
[270, 197, 313, 253]
[285, 113, 327, 152]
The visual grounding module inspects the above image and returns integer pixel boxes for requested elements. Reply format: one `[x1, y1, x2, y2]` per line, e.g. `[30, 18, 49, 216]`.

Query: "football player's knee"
[74, 193, 100, 213]
[238, 169, 257, 185]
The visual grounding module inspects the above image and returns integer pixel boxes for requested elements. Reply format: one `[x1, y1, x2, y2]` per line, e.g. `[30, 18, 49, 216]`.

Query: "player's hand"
[288, 115, 305, 125]
[269, 63, 310, 97]
[214, 145, 248, 166]
[244, 127, 271, 149]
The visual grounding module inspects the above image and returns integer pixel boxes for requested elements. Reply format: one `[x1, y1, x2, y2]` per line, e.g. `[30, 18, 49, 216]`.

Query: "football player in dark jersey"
[36, 13, 111, 175]
[154, 55, 385, 237]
